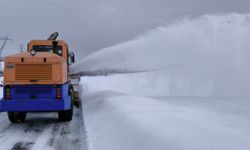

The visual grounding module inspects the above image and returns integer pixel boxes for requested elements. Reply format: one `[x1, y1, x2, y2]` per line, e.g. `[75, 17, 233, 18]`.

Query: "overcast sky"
[0, 0, 250, 59]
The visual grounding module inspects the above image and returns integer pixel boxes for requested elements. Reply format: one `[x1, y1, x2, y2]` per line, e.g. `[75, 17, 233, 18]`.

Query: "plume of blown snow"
[72, 13, 250, 96]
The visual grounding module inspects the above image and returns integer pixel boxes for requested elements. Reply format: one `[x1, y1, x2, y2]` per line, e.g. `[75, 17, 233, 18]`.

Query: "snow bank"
[81, 71, 212, 97]
[81, 75, 250, 150]
[73, 13, 250, 96]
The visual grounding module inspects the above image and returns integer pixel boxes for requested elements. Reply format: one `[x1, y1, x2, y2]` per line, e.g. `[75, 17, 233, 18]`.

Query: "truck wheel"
[7, 112, 27, 123]
[74, 101, 80, 108]
[58, 97, 73, 122]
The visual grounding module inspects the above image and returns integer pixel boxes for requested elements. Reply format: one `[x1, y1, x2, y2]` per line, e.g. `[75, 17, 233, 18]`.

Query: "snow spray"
[72, 13, 250, 97]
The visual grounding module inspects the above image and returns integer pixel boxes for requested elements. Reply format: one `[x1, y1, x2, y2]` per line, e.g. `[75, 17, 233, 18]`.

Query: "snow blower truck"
[0, 32, 78, 123]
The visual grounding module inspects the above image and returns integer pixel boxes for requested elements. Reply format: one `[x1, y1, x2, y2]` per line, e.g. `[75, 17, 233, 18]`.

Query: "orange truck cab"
[0, 32, 76, 123]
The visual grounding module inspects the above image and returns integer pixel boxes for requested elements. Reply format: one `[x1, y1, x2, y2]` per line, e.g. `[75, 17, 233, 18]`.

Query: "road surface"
[0, 107, 87, 150]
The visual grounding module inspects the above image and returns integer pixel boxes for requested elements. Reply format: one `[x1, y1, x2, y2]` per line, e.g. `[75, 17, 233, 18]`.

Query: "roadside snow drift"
[81, 73, 250, 150]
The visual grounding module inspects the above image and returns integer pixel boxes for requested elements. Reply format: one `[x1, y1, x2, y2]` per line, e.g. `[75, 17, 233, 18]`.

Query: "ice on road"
[81, 73, 250, 150]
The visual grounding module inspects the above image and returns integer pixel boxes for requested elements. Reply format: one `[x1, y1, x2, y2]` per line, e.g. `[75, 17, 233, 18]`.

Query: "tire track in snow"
[48, 108, 84, 150]
[0, 112, 57, 150]
[0, 108, 87, 150]
[11, 141, 34, 150]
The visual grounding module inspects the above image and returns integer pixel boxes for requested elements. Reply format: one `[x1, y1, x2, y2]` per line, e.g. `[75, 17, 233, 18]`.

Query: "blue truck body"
[0, 83, 71, 112]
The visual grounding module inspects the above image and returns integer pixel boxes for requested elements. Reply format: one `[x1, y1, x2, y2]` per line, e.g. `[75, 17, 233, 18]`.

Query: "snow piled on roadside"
[81, 72, 169, 96]
[82, 71, 213, 97]
[81, 74, 250, 150]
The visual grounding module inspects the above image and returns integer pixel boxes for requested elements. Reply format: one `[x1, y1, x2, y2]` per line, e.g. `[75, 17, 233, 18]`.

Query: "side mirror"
[68, 51, 75, 65]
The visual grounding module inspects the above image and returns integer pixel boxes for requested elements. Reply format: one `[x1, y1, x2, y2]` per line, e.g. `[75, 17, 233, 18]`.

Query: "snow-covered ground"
[81, 73, 250, 150]
[0, 109, 86, 150]
[0, 71, 249, 150]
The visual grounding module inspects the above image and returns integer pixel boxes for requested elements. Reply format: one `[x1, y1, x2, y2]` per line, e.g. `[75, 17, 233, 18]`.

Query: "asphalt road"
[0, 106, 87, 150]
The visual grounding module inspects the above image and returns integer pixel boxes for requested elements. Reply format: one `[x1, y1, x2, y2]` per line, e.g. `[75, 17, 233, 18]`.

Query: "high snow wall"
[72, 14, 250, 96]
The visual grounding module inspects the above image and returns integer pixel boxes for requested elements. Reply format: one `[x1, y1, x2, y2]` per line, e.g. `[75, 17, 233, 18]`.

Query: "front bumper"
[0, 96, 71, 112]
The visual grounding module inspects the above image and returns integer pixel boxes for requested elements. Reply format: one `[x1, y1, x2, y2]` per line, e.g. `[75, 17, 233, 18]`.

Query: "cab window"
[32, 45, 63, 56]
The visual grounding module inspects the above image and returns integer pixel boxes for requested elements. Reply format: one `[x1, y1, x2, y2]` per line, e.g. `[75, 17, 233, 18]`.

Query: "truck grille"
[15, 64, 52, 81]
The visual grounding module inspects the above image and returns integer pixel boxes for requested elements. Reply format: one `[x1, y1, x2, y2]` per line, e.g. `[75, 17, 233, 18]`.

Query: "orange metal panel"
[4, 52, 68, 85]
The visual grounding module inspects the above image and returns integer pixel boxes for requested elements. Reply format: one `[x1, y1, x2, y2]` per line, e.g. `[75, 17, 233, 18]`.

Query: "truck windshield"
[32, 45, 62, 56]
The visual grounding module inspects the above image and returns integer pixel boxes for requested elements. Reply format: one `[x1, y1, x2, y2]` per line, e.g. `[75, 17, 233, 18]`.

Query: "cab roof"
[28, 40, 68, 46]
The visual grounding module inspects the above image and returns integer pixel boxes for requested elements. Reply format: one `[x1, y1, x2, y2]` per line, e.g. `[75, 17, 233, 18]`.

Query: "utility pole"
[20, 44, 24, 52]
[0, 36, 12, 76]
[0, 36, 12, 61]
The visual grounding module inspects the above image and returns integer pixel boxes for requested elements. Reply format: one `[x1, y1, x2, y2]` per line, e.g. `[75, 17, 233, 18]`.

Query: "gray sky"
[0, 0, 250, 59]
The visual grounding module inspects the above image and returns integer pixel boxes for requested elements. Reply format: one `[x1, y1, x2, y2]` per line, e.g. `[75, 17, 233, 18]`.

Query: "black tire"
[58, 95, 73, 122]
[74, 101, 80, 108]
[7, 112, 27, 123]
